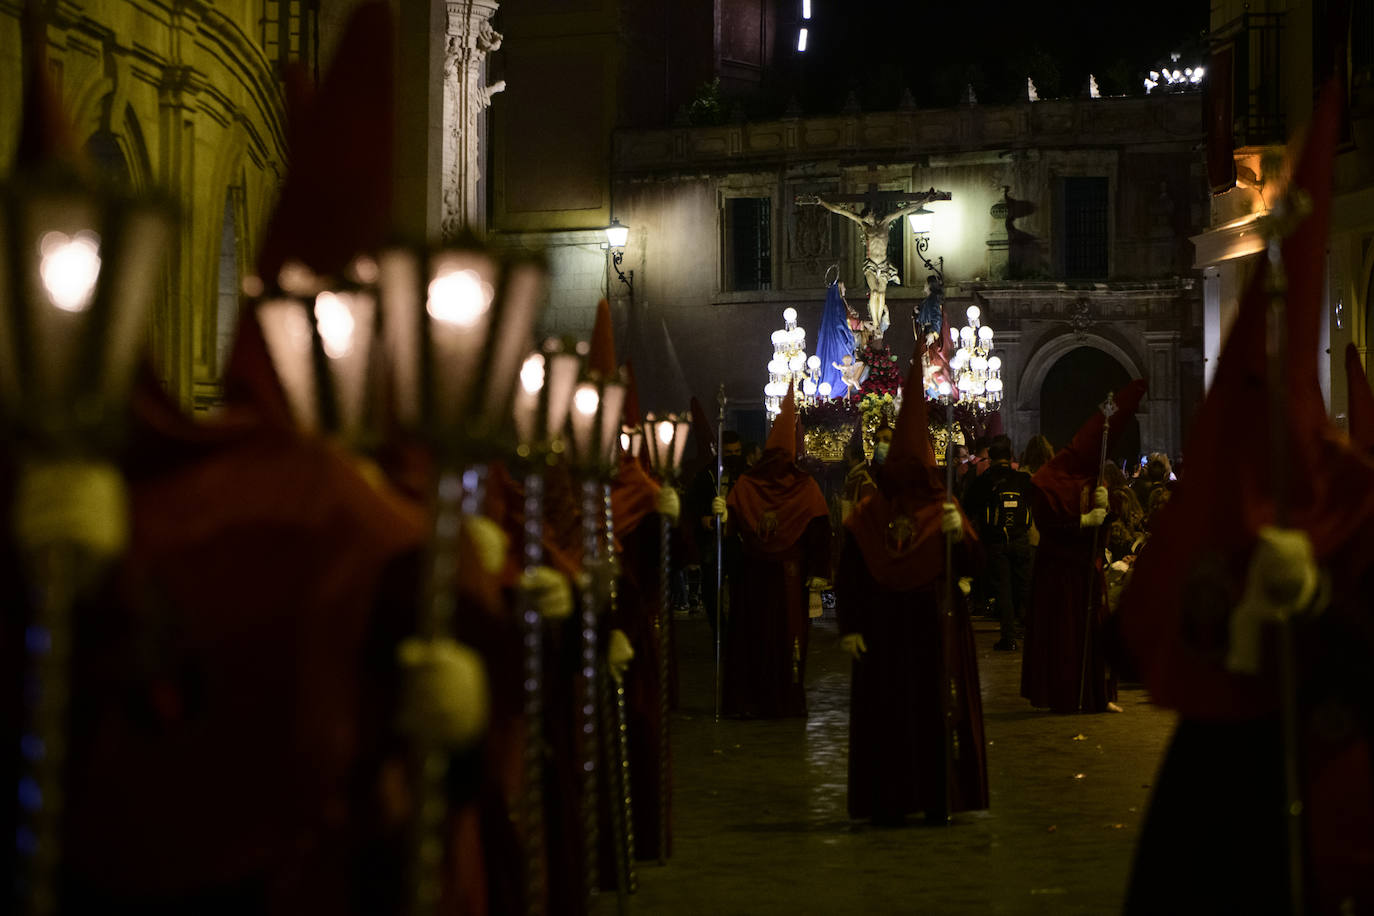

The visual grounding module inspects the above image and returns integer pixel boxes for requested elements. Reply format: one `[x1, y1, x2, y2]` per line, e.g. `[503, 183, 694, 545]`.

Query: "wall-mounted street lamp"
[603, 217, 634, 295]
[907, 202, 945, 284]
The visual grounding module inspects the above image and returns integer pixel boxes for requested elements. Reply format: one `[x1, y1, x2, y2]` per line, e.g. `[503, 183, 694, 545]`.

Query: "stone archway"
[1017, 330, 1145, 408]
[1038, 347, 1141, 460]
[1017, 330, 1146, 459]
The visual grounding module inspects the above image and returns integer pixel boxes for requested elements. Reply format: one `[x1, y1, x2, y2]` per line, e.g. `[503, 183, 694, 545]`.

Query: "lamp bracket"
[611, 249, 634, 294]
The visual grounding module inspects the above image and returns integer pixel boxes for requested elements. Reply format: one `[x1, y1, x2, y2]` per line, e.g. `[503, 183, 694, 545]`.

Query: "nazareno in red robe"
[1020, 378, 1147, 714]
[610, 418, 673, 862]
[836, 362, 988, 821]
[1121, 85, 1374, 915]
[723, 391, 831, 718]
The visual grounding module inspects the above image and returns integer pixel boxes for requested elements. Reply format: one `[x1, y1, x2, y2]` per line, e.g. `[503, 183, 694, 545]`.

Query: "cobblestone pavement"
[604, 611, 1177, 915]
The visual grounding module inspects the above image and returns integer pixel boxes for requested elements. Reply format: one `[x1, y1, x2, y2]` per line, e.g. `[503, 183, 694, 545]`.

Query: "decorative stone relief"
[442, 1, 503, 239]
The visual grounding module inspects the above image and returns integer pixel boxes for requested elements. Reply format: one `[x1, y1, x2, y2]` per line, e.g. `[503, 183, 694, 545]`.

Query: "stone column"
[443, 0, 503, 239]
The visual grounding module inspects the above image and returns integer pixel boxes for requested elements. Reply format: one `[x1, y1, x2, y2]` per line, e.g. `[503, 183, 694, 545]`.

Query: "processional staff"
[1077, 391, 1116, 713]
[714, 383, 727, 722]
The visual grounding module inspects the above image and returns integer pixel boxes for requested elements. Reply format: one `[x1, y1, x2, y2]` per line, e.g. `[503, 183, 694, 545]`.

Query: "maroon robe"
[1022, 378, 1147, 714]
[1019, 482, 1116, 713]
[52, 387, 427, 913]
[722, 391, 831, 718]
[835, 532, 988, 820]
[610, 456, 672, 861]
[836, 364, 987, 822]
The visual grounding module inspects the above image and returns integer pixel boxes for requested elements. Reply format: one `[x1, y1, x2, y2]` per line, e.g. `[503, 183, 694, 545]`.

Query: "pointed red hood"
[1346, 344, 1374, 453]
[223, 2, 394, 428]
[764, 382, 798, 459]
[847, 361, 976, 590]
[588, 299, 616, 379]
[727, 382, 827, 554]
[1032, 379, 1148, 518]
[1119, 83, 1374, 719]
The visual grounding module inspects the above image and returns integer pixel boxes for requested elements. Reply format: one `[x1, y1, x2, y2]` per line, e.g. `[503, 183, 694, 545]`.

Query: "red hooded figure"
[5, 7, 438, 912]
[1122, 85, 1374, 915]
[1020, 378, 1147, 714]
[722, 386, 831, 717]
[608, 359, 675, 862]
[836, 362, 987, 823]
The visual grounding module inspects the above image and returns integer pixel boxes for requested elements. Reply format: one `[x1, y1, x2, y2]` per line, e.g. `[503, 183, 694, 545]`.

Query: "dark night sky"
[765, 0, 1210, 114]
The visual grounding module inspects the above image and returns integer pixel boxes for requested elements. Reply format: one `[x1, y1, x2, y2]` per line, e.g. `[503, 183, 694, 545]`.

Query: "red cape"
[1119, 84, 1374, 719]
[1031, 379, 1148, 519]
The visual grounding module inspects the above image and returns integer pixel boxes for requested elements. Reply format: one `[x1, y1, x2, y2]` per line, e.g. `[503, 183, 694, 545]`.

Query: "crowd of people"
[3, 6, 1371, 913]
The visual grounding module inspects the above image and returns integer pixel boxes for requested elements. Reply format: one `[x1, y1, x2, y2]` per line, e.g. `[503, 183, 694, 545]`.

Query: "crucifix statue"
[797, 185, 951, 336]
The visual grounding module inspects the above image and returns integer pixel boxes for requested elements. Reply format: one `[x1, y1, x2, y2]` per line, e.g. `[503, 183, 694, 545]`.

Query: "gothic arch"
[1017, 330, 1145, 411]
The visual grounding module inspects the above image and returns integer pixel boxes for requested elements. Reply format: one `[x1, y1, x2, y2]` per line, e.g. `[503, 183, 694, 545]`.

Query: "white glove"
[13, 461, 129, 560]
[1226, 526, 1321, 675]
[520, 565, 574, 620]
[607, 628, 635, 682]
[840, 633, 867, 661]
[941, 501, 963, 541]
[957, 577, 973, 596]
[463, 515, 510, 577]
[655, 487, 681, 524]
[1080, 508, 1107, 528]
[1093, 486, 1110, 511]
[396, 637, 490, 749]
[711, 495, 728, 523]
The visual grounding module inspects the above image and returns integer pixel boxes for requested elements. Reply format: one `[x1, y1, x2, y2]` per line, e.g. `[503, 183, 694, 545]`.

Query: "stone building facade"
[509, 93, 1207, 459]
[1193, 0, 1374, 425]
[0, 0, 506, 411]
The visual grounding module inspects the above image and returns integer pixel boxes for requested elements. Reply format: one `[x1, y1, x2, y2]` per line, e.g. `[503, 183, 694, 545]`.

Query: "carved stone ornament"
[1070, 298, 1093, 340]
[442, 1, 503, 240]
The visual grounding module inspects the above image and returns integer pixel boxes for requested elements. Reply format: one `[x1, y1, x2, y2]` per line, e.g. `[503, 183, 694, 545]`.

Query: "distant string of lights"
[1144, 52, 1204, 94]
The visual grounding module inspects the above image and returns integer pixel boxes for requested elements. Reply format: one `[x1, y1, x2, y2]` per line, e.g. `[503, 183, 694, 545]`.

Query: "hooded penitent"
[1118, 83, 1374, 721]
[221, 0, 395, 430]
[726, 385, 829, 554]
[613, 358, 662, 546]
[1031, 379, 1148, 520]
[844, 361, 977, 591]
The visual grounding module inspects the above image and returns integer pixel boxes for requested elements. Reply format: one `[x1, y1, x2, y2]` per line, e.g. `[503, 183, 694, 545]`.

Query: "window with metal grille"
[261, 1, 318, 72]
[725, 197, 772, 291]
[1061, 177, 1108, 279]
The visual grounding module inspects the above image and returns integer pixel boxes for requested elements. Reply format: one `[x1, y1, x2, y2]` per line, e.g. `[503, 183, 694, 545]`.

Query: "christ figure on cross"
[797, 186, 951, 337]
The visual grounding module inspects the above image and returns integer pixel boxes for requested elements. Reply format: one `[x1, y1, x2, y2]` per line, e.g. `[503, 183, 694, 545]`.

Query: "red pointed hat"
[588, 299, 617, 379]
[622, 360, 642, 426]
[613, 368, 660, 544]
[1031, 378, 1148, 518]
[847, 360, 976, 590]
[764, 382, 798, 459]
[887, 363, 936, 471]
[727, 381, 828, 554]
[223, 2, 394, 427]
[1119, 82, 1374, 720]
[1346, 344, 1374, 453]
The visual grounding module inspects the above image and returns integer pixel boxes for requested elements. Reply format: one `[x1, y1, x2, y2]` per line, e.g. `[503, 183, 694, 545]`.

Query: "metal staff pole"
[714, 384, 727, 722]
[601, 480, 636, 911]
[520, 469, 550, 916]
[567, 369, 626, 913]
[578, 475, 604, 910]
[933, 392, 956, 825]
[643, 412, 690, 864]
[1077, 392, 1116, 713]
[1264, 208, 1307, 916]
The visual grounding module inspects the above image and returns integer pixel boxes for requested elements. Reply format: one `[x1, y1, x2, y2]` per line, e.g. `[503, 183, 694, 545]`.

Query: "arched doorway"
[1039, 346, 1140, 462]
